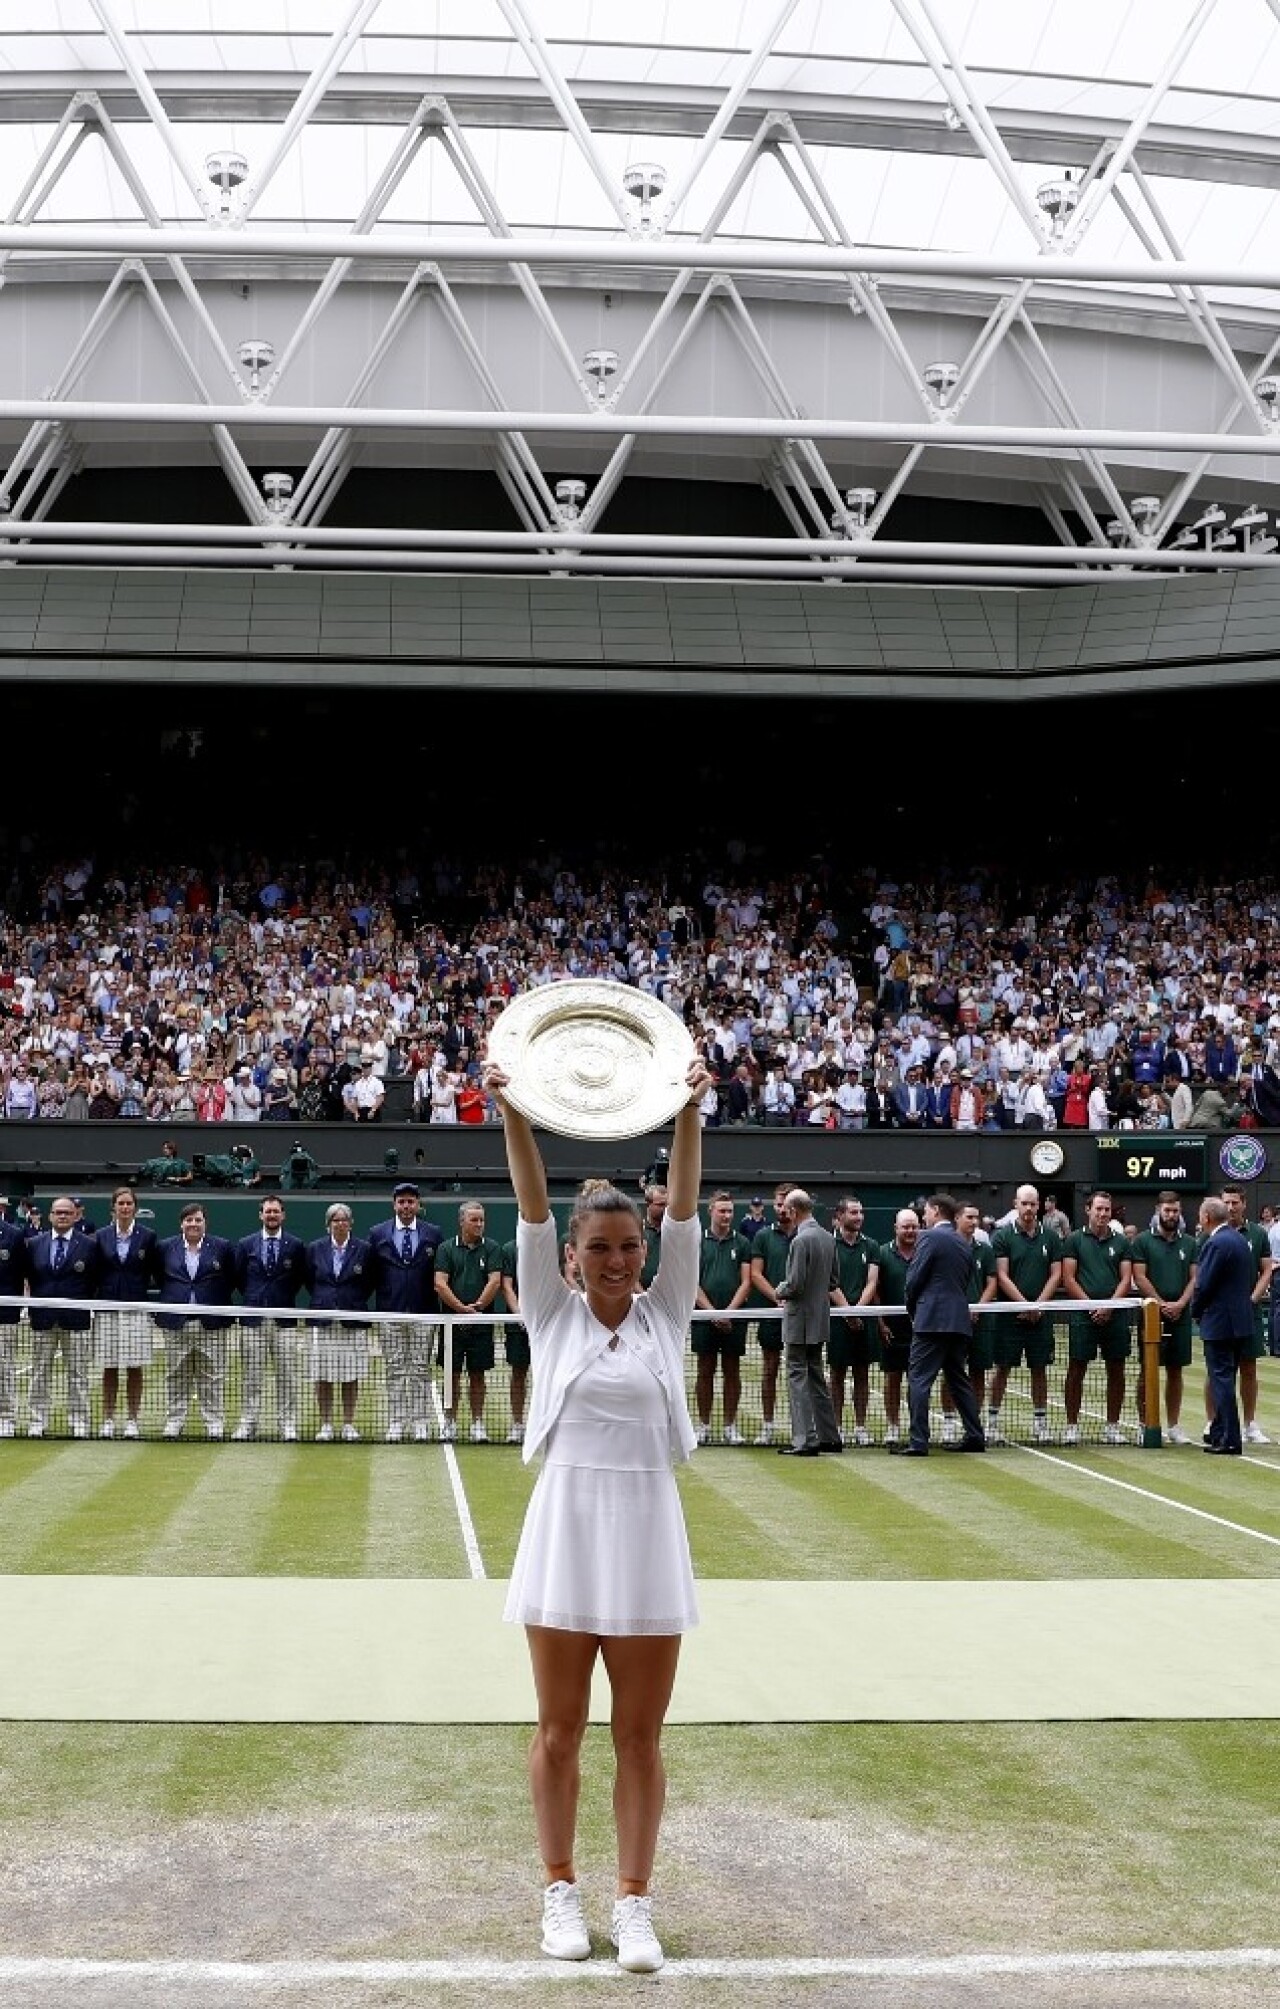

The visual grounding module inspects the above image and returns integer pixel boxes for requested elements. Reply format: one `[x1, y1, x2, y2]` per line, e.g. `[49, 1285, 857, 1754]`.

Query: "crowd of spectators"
[0, 850, 1279, 1135]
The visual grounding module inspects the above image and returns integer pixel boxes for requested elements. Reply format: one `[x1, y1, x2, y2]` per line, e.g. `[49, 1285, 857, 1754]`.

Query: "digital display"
[1094, 1136, 1208, 1188]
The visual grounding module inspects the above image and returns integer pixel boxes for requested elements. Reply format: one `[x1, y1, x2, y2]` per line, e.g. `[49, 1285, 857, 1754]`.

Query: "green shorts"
[439, 1325, 496, 1373]
[502, 1322, 530, 1370]
[1247, 1312, 1269, 1362]
[880, 1319, 911, 1375]
[750, 1313, 783, 1354]
[1158, 1321, 1193, 1370]
[692, 1319, 747, 1360]
[828, 1320, 883, 1372]
[1068, 1313, 1133, 1365]
[966, 1321, 996, 1374]
[994, 1314, 1056, 1372]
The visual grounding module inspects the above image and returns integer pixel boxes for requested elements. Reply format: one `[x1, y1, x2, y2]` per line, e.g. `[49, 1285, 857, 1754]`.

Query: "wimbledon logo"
[1219, 1135, 1268, 1183]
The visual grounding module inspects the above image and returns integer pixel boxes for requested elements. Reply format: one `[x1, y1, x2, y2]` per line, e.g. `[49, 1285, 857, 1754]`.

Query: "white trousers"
[165, 1323, 228, 1432]
[237, 1318, 299, 1431]
[30, 1323, 91, 1430]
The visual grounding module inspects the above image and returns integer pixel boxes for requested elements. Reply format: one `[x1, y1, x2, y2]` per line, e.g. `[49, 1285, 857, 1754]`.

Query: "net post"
[1140, 1298, 1163, 1448]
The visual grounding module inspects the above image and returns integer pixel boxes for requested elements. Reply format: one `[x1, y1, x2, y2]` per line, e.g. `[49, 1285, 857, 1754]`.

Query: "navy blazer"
[27, 1228, 103, 1331]
[154, 1234, 237, 1331]
[905, 1221, 975, 1334]
[1191, 1225, 1255, 1343]
[94, 1222, 161, 1303]
[367, 1218, 443, 1314]
[304, 1235, 373, 1315]
[234, 1230, 307, 1311]
[0, 1216, 29, 1325]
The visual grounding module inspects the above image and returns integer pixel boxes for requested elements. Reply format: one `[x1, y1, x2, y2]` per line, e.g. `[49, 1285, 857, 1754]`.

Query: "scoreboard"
[1094, 1136, 1208, 1190]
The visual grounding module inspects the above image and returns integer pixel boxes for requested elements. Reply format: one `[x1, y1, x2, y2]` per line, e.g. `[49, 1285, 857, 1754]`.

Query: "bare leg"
[525, 1626, 599, 1883]
[851, 1363, 870, 1428]
[884, 1368, 903, 1429]
[102, 1366, 119, 1422]
[1165, 1365, 1183, 1428]
[125, 1366, 143, 1421]
[511, 1366, 528, 1426]
[469, 1369, 487, 1428]
[1064, 1360, 1086, 1424]
[1241, 1357, 1258, 1427]
[315, 1380, 333, 1427]
[599, 1634, 682, 1895]
[695, 1357, 714, 1427]
[722, 1357, 741, 1428]
[1105, 1359, 1126, 1424]
[341, 1379, 358, 1425]
[761, 1349, 780, 1425]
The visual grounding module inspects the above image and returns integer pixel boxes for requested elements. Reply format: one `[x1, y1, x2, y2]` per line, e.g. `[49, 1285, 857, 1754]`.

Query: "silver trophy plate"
[486, 980, 696, 1140]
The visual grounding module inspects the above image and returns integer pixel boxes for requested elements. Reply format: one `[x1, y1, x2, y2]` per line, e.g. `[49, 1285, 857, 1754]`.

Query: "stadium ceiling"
[6, 1, 1280, 586]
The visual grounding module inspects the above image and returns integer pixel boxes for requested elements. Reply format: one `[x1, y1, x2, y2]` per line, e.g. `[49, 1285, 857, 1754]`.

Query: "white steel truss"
[3, 3, 1280, 585]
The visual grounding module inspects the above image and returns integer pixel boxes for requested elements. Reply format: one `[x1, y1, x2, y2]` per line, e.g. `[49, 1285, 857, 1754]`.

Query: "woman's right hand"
[482, 1059, 511, 1105]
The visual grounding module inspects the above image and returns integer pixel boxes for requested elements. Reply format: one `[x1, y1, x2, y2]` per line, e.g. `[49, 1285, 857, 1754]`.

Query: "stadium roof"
[3, 0, 1280, 585]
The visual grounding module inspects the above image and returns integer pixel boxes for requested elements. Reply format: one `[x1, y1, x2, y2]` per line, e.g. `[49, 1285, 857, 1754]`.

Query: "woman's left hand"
[685, 1059, 716, 1105]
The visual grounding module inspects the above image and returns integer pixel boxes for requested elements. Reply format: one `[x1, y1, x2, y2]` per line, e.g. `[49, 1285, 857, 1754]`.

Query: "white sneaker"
[123, 1419, 139, 1441]
[612, 1894, 664, 1974]
[757, 1421, 775, 1446]
[1103, 1424, 1125, 1446]
[440, 1420, 457, 1443]
[414, 1422, 432, 1443]
[231, 1421, 254, 1442]
[940, 1414, 959, 1443]
[723, 1424, 745, 1446]
[162, 1423, 182, 1440]
[71, 1419, 88, 1439]
[507, 1423, 525, 1444]
[1203, 1423, 1214, 1443]
[27, 1421, 44, 1439]
[341, 1424, 360, 1443]
[1244, 1421, 1271, 1445]
[695, 1423, 711, 1446]
[207, 1425, 224, 1441]
[99, 1419, 115, 1439]
[540, 1879, 590, 1962]
[0, 1418, 14, 1438]
[282, 1426, 298, 1443]
[853, 1426, 871, 1447]
[987, 1417, 1006, 1445]
[1032, 1417, 1050, 1444]
[1063, 1424, 1080, 1446]
[470, 1422, 489, 1444]
[884, 1424, 900, 1446]
[316, 1423, 334, 1443]
[1166, 1424, 1191, 1446]
[385, 1423, 404, 1444]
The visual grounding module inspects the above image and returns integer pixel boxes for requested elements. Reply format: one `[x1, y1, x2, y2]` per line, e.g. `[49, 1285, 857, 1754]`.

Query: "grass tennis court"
[1, 1365, 1279, 2005]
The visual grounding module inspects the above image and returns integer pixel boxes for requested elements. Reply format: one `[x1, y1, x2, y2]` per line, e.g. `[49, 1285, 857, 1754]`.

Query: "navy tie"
[265, 1239, 278, 1274]
[53, 1237, 67, 1271]
[401, 1230, 413, 1265]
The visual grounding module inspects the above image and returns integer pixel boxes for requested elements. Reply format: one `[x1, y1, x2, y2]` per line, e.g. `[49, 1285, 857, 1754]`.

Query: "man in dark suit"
[775, 1189, 842, 1456]
[232, 1195, 307, 1441]
[1192, 1195, 1256, 1456]
[0, 1198, 30, 1437]
[305, 1203, 374, 1442]
[367, 1181, 443, 1442]
[156, 1202, 237, 1439]
[27, 1193, 103, 1438]
[896, 1191, 986, 1457]
[889, 1062, 930, 1129]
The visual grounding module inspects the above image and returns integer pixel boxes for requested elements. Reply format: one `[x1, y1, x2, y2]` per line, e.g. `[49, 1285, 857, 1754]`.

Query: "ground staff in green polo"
[434, 1202, 504, 1442]
[747, 1190, 794, 1445]
[1130, 1190, 1197, 1446]
[1217, 1187, 1275, 1446]
[499, 1236, 531, 1444]
[827, 1197, 881, 1446]
[989, 1186, 1065, 1444]
[693, 1192, 753, 1446]
[1061, 1191, 1134, 1446]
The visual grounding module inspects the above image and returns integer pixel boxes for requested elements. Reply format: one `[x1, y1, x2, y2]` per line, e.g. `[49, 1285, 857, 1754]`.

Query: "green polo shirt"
[1063, 1227, 1130, 1302]
[500, 1237, 519, 1291]
[699, 1228, 752, 1310]
[1130, 1229, 1197, 1329]
[749, 1226, 793, 1305]
[435, 1234, 501, 1306]
[641, 1220, 663, 1289]
[969, 1235, 998, 1308]
[990, 1223, 1064, 1299]
[833, 1232, 876, 1304]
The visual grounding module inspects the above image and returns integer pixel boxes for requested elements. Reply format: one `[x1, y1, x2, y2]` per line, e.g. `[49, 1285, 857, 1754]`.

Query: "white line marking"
[1016, 1444, 1280, 1545]
[431, 1385, 485, 1580]
[0, 1948, 1276, 1985]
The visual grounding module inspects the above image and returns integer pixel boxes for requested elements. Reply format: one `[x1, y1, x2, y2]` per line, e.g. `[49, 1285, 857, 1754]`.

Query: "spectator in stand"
[344, 1051, 386, 1122]
[1063, 1058, 1092, 1128]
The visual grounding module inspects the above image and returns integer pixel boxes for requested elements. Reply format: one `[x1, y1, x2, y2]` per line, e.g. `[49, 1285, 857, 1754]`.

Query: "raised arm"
[482, 1062, 550, 1225]
[661, 1061, 717, 1222]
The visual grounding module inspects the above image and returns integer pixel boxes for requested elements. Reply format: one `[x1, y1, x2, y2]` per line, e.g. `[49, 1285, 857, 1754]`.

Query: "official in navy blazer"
[0, 1204, 30, 1436]
[304, 1203, 373, 1441]
[156, 1202, 237, 1439]
[95, 1185, 161, 1439]
[232, 1195, 307, 1442]
[1191, 1195, 1256, 1456]
[27, 1194, 103, 1438]
[367, 1182, 444, 1442]
[899, 1192, 986, 1456]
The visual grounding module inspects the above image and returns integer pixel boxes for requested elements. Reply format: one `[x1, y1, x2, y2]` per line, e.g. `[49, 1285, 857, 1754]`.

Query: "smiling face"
[572, 1209, 645, 1316]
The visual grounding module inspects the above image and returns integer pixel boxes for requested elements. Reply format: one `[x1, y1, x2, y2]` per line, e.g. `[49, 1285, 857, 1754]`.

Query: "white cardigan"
[516, 1211, 699, 1467]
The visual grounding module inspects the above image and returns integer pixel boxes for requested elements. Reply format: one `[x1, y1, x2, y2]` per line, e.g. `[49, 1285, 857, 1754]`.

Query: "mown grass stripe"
[0, 1447, 178, 1573]
[246, 1446, 376, 1577]
[363, 1447, 472, 1577]
[130, 1449, 293, 1577]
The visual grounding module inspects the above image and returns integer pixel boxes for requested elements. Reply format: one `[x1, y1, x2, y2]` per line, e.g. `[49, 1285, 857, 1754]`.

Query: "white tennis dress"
[503, 1210, 700, 1636]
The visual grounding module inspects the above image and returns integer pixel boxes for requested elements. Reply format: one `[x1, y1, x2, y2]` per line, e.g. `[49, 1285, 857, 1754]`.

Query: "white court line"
[0, 1947, 1276, 1986]
[431, 1385, 485, 1581]
[1016, 1444, 1280, 1546]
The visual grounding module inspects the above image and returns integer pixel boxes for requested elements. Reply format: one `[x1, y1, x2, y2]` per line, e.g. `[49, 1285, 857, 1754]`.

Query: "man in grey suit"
[896, 1191, 987, 1457]
[775, 1189, 843, 1457]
